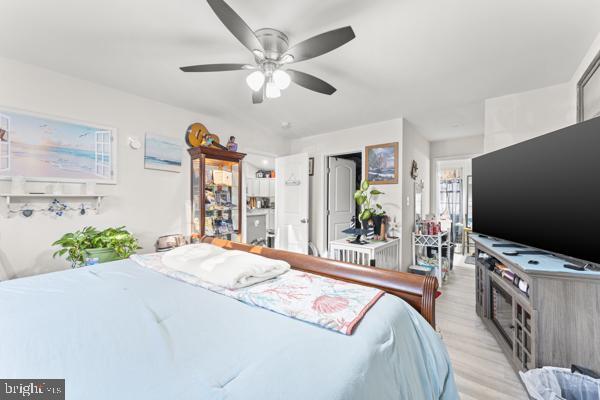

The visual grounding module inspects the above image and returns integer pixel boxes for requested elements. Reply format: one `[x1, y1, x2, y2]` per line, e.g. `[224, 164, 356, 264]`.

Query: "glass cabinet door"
[192, 155, 241, 242]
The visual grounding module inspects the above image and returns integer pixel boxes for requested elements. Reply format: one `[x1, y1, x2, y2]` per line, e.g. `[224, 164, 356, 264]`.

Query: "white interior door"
[328, 157, 356, 244]
[275, 153, 309, 254]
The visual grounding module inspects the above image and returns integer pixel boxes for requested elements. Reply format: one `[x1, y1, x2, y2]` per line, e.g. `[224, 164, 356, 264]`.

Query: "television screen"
[472, 116, 600, 265]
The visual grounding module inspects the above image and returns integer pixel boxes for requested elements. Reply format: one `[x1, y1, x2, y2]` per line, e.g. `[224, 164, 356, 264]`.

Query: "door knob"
[300, 218, 309, 223]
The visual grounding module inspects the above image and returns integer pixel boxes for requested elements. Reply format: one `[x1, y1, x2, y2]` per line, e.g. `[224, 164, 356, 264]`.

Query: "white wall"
[401, 122, 430, 270]
[483, 83, 574, 153]
[290, 119, 404, 260]
[430, 135, 484, 160]
[0, 57, 289, 279]
[484, 31, 600, 153]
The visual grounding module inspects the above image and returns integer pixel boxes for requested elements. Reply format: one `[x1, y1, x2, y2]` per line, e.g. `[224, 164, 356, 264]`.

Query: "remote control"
[564, 264, 585, 271]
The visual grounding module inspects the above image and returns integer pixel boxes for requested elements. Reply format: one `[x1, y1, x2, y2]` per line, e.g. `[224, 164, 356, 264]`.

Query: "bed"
[0, 238, 458, 400]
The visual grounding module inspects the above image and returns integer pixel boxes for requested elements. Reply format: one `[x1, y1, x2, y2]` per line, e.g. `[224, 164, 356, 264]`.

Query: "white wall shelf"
[0, 193, 106, 216]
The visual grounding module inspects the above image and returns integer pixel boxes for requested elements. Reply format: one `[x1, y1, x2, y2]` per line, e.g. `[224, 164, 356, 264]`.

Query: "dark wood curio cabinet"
[189, 146, 246, 242]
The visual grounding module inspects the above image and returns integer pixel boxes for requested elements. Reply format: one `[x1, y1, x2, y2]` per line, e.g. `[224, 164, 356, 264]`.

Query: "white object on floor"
[329, 237, 400, 270]
[161, 244, 290, 289]
[519, 367, 600, 400]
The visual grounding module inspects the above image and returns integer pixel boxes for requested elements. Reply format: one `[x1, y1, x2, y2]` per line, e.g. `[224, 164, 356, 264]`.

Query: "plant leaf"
[361, 180, 369, 190]
[360, 209, 372, 221]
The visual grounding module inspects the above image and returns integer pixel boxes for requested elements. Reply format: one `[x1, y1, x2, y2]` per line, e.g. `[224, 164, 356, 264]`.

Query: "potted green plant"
[354, 180, 386, 238]
[53, 226, 141, 268]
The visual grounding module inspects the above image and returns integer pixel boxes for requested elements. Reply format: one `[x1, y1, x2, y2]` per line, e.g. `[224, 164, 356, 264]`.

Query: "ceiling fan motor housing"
[254, 28, 289, 61]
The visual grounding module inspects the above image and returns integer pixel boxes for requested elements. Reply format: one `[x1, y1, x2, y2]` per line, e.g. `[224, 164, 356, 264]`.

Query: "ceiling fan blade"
[285, 26, 355, 63]
[252, 87, 264, 104]
[207, 0, 263, 54]
[287, 69, 337, 95]
[179, 63, 251, 72]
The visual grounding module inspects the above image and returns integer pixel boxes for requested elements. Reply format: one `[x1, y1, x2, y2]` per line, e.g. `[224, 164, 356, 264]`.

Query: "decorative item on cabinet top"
[226, 136, 238, 152]
[185, 122, 228, 150]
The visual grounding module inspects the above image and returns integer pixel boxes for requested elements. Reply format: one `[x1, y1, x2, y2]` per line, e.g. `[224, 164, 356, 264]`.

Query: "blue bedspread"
[0, 259, 458, 400]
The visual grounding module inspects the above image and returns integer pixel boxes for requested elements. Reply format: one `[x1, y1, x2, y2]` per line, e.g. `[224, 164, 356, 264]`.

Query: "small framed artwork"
[144, 133, 183, 173]
[365, 142, 399, 185]
[309, 157, 314, 176]
[577, 50, 600, 122]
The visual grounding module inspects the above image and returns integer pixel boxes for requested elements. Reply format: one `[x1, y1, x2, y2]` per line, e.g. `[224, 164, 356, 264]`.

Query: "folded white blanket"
[161, 244, 290, 289]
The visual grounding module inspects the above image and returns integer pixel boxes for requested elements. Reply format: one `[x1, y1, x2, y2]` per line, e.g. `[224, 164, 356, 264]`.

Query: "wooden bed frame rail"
[201, 237, 438, 328]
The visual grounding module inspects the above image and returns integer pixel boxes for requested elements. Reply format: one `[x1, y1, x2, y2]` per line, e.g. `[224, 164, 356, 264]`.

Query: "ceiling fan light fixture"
[265, 81, 281, 99]
[246, 70, 265, 91]
[272, 70, 291, 90]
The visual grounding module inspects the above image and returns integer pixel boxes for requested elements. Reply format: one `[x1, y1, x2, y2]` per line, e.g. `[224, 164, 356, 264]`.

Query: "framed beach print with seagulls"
[365, 142, 399, 185]
[144, 133, 183, 173]
[0, 108, 117, 184]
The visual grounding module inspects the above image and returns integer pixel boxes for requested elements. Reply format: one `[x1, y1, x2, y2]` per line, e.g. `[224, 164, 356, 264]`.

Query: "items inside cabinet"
[189, 146, 245, 243]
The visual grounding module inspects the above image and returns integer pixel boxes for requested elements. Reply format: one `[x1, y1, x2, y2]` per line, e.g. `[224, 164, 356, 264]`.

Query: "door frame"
[432, 154, 479, 221]
[241, 149, 278, 244]
[322, 149, 364, 254]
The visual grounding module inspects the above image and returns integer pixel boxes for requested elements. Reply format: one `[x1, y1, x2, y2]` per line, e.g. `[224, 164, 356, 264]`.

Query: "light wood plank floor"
[437, 256, 529, 400]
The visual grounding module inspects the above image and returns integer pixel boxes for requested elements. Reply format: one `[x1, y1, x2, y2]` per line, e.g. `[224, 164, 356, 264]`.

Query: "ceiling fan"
[180, 0, 356, 103]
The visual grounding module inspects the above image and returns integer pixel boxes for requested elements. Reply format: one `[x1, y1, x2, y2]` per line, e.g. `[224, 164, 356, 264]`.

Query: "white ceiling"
[1, 0, 599, 141]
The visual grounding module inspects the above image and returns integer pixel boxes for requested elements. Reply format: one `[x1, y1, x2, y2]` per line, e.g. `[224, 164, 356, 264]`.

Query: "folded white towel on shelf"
[161, 244, 290, 289]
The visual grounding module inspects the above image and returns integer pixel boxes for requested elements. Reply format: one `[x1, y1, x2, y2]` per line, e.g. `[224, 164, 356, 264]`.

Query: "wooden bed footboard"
[201, 237, 438, 328]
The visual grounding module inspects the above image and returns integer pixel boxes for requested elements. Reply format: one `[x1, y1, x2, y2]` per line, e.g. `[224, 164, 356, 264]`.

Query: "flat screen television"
[472, 116, 600, 265]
